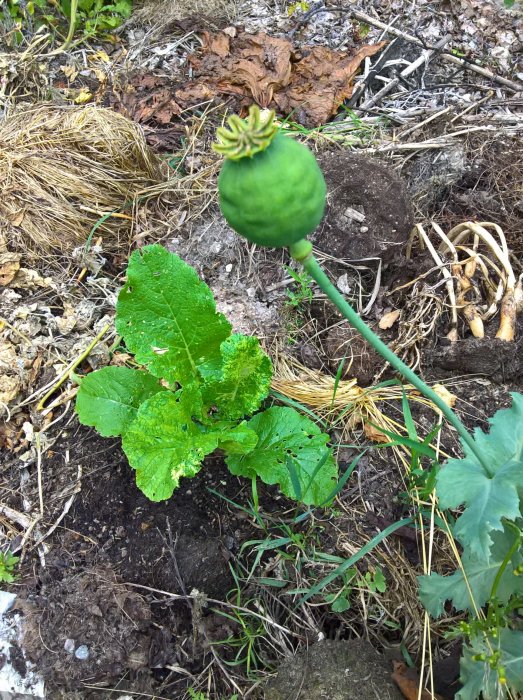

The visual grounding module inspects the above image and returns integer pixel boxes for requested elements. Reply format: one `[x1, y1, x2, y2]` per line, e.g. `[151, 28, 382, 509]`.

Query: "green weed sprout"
[0, 551, 19, 583]
[215, 105, 523, 699]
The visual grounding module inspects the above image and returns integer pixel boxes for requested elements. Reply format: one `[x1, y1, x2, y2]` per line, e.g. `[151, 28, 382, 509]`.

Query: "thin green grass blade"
[402, 388, 417, 441]
[285, 455, 303, 501]
[295, 517, 413, 606]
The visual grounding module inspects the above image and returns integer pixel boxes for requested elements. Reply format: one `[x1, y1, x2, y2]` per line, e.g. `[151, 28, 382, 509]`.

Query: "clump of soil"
[21, 566, 153, 690]
[426, 335, 523, 382]
[324, 324, 385, 385]
[313, 151, 414, 261]
[265, 639, 403, 700]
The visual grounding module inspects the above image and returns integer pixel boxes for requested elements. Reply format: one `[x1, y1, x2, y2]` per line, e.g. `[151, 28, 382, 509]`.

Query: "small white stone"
[337, 274, 352, 295]
[64, 638, 75, 654]
[75, 645, 89, 660]
[225, 264, 233, 273]
[0, 592, 16, 616]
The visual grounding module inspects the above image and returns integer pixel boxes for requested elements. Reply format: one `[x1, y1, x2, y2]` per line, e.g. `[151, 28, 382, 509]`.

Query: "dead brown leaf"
[392, 661, 445, 700]
[186, 31, 385, 126]
[8, 268, 54, 290]
[116, 31, 386, 133]
[273, 43, 386, 126]
[378, 309, 401, 329]
[10, 209, 25, 227]
[0, 251, 21, 286]
[432, 383, 457, 408]
[363, 421, 388, 443]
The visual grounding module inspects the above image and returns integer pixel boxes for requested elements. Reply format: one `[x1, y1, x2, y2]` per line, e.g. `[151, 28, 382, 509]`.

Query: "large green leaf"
[436, 393, 523, 560]
[121, 388, 258, 501]
[201, 334, 272, 420]
[115, 245, 231, 385]
[470, 393, 523, 473]
[122, 387, 215, 501]
[214, 420, 259, 454]
[458, 629, 523, 699]
[75, 366, 166, 437]
[226, 406, 337, 506]
[419, 524, 523, 616]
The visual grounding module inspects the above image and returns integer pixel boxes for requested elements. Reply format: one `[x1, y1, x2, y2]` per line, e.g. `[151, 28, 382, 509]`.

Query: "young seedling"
[214, 105, 523, 699]
[75, 246, 338, 506]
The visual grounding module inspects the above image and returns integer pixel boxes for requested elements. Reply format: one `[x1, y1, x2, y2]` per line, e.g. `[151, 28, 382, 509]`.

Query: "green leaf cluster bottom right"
[419, 393, 523, 699]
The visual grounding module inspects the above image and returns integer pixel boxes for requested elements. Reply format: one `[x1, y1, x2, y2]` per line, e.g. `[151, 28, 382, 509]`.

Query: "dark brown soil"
[313, 151, 414, 262]
[426, 335, 523, 382]
[17, 426, 266, 695]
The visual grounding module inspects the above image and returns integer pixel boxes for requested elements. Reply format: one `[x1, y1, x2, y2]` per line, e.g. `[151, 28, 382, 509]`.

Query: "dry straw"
[0, 105, 169, 257]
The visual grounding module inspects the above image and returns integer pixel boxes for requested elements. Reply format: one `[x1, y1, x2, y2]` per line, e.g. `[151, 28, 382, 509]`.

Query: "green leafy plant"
[0, 551, 20, 583]
[187, 690, 238, 700]
[213, 104, 523, 699]
[68, 0, 132, 35]
[419, 395, 523, 699]
[0, 0, 131, 42]
[284, 265, 314, 309]
[75, 244, 337, 505]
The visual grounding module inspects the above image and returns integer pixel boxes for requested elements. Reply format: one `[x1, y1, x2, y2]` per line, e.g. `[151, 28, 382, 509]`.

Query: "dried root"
[408, 220, 520, 344]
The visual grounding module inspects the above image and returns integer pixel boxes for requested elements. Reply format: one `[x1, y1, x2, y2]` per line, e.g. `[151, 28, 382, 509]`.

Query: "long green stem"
[489, 521, 521, 602]
[289, 240, 488, 470]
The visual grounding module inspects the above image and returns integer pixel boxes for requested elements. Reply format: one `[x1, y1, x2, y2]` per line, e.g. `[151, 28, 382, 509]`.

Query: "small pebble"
[64, 638, 75, 654]
[75, 645, 89, 660]
[225, 263, 233, 273]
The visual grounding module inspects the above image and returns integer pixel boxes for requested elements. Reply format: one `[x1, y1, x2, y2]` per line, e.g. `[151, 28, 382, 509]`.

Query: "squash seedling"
[75, 245, 339, 507]
[214, 105, 523, 699]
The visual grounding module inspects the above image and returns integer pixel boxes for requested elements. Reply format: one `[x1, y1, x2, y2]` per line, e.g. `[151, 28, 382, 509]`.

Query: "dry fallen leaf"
[10, 209, 25, 227]
[61, 64, 79, 81]
[116, 31, 386, 132]
[379, 309, 401, 329]
[273, 42, 386, 126]
[392, 661, 445, 700]
[0, 340, 18, 370]
[0, 374, 21, 408]
[0, 252, 22, 286]
[8, 268, 54, 290]
[432, 383, 457, 408]
[56, 302, 78, 334]
[74, 87, 93, 104]
[364, 421, 388, 443]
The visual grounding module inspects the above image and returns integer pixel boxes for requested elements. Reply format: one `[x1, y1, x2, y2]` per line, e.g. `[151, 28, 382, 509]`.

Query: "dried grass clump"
[0, 105, 170, 257]
[132, 0, 238, 28]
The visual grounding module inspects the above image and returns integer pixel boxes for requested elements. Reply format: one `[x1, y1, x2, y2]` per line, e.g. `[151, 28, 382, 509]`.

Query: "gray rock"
[265, 639, 403, 700]
[74, 645, 89, 661]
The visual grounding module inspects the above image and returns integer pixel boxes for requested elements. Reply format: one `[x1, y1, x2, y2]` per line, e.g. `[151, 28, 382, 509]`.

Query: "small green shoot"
[358, 568, 387, 594]
[284, 265, 314, 309]
[0, 551, 19, 583]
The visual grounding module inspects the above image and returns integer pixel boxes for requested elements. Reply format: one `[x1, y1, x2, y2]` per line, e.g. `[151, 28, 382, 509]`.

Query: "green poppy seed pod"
[214, 106, 326, 248]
